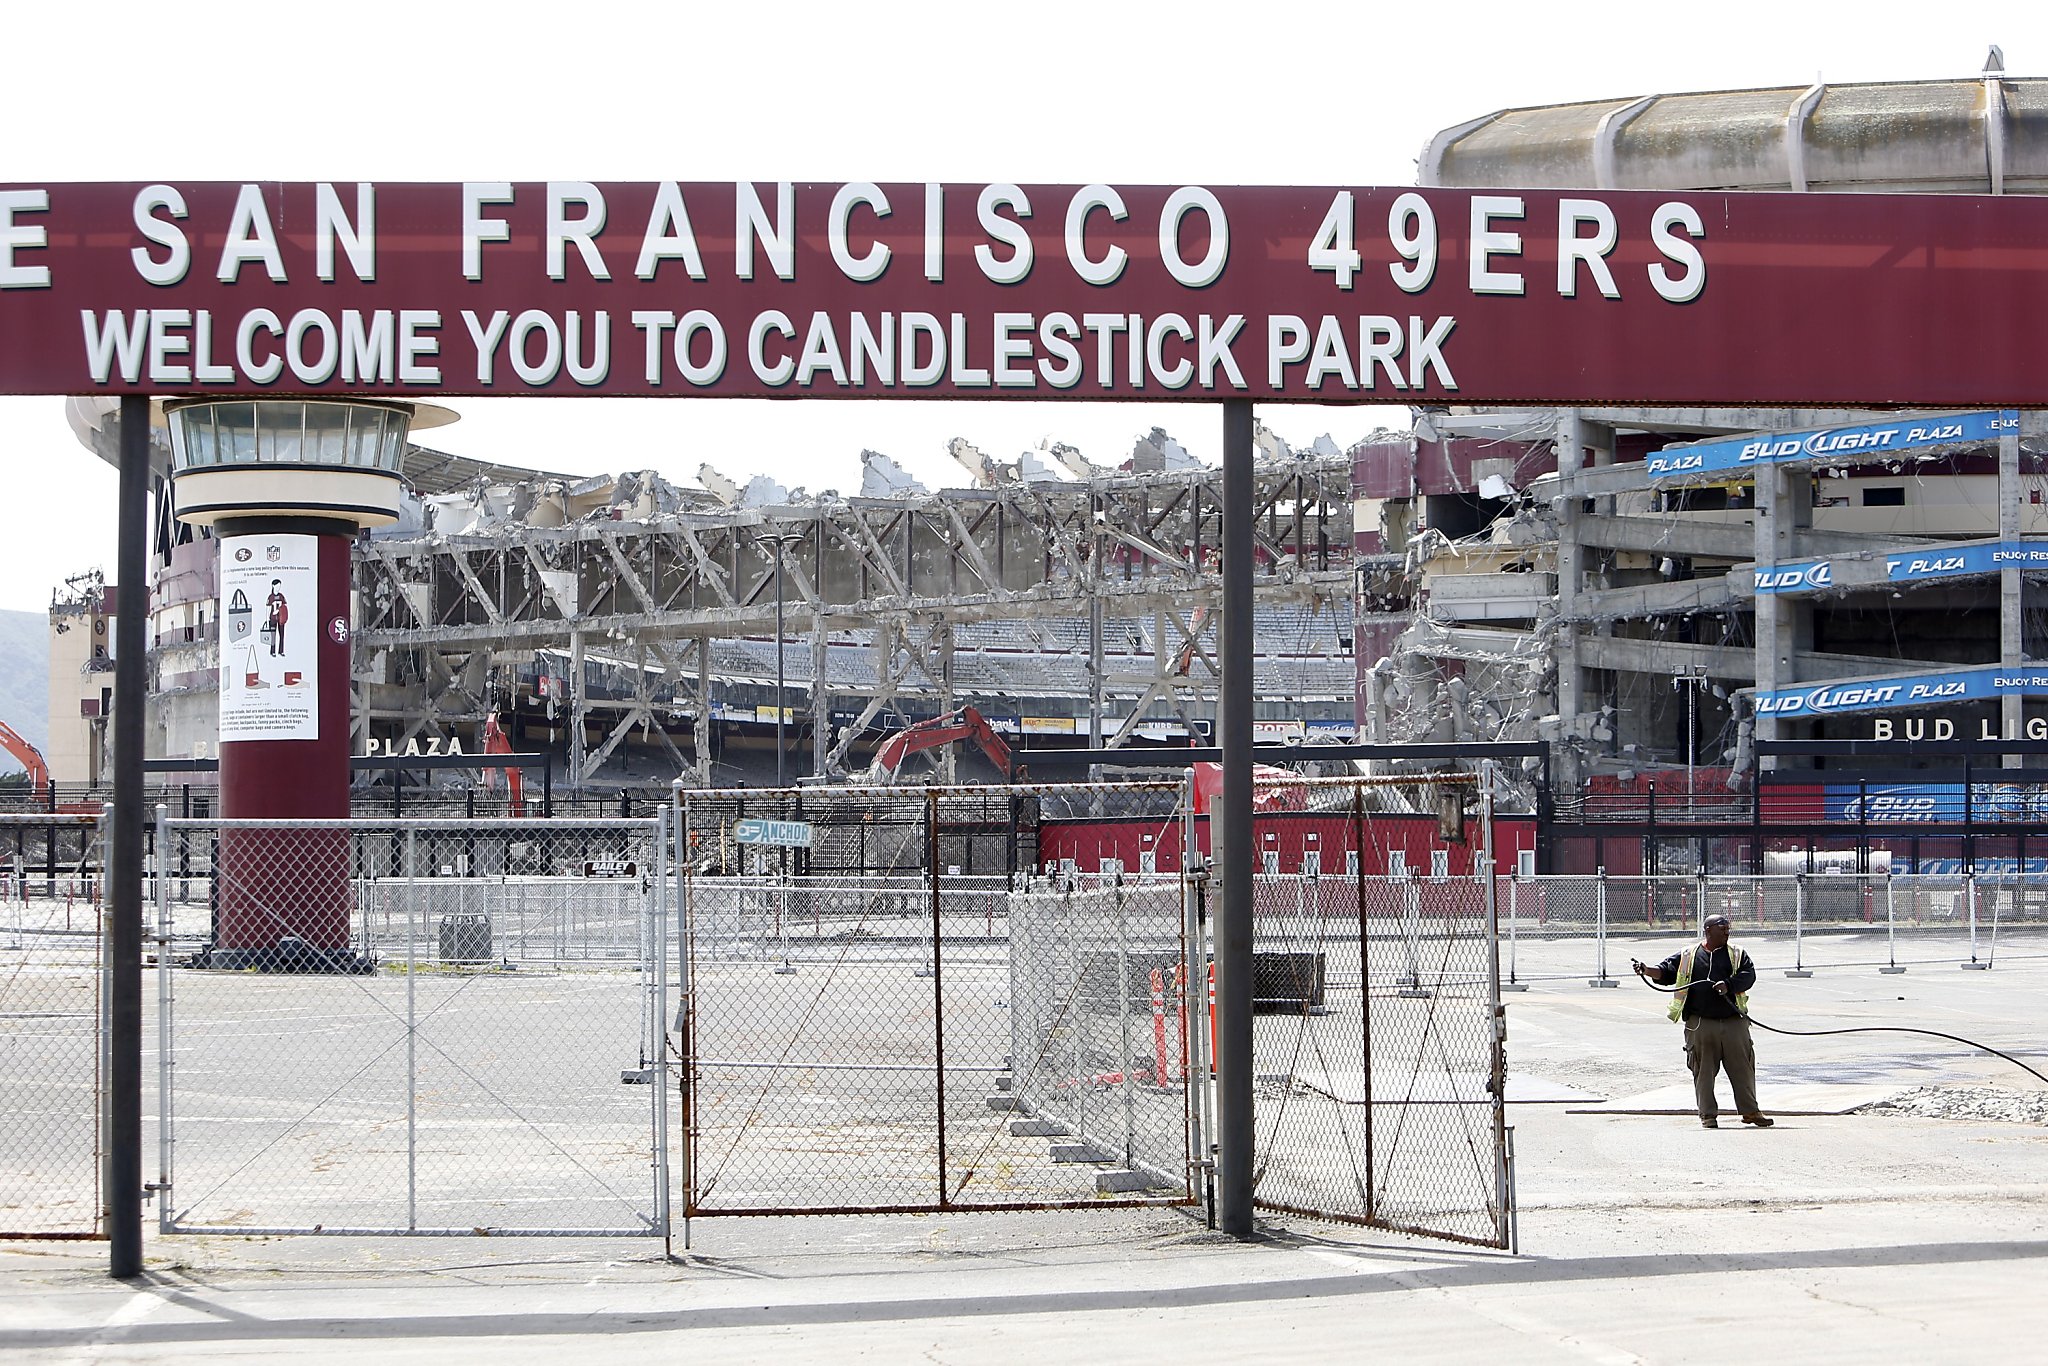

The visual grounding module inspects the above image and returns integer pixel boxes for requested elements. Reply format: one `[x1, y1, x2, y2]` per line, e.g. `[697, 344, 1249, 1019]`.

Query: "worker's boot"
[1741, 1113, 1774, 1127]
[1700, 1116, 1718, 1128]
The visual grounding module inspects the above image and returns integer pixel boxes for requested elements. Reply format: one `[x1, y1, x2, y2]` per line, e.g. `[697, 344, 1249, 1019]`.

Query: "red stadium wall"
[1037, 812, 1537, 877]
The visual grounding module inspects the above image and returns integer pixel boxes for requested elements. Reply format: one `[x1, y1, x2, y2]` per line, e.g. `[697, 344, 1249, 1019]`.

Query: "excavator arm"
[863, 706, 1012, 784]
[0, 721, 50, 795]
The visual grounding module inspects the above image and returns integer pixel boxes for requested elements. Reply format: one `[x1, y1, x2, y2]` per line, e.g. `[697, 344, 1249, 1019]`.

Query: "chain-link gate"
[154, 815, 669, 1238]
[1238, 773, 1509, 1248]
[0, 812, 108, 1239]
[675, 774, 1508, 1248]
[676, 783, 1203, 1218]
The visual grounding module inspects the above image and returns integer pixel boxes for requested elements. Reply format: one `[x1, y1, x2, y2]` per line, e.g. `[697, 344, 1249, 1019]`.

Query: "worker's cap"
[1703, 914, 1732, 929]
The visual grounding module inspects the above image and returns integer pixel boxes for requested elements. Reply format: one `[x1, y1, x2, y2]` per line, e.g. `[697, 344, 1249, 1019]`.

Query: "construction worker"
[1633, 913, 1774, 1129]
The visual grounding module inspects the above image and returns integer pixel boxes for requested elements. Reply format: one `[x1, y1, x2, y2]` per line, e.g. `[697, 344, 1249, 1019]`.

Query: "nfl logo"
[265, 545, 281, 562]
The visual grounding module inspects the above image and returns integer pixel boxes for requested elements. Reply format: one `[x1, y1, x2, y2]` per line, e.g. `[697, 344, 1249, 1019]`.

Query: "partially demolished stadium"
[86, 60, 2048, 878]
[139, 424, 1363, 795]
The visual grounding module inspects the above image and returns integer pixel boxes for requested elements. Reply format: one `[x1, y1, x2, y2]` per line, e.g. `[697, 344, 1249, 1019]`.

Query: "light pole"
[1675, 664, 1710, 816]
[764, 530, 807, 788]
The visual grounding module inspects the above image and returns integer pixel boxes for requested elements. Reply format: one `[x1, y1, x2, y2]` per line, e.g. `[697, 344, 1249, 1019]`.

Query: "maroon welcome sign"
[4, 180, 2045, 406]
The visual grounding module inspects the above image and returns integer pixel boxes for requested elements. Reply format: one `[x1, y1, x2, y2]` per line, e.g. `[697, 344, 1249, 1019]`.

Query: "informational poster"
[217, 534, 319, 741]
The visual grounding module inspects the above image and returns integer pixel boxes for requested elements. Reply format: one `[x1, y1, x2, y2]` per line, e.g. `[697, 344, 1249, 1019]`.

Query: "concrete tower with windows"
[163, 398, 454, 964]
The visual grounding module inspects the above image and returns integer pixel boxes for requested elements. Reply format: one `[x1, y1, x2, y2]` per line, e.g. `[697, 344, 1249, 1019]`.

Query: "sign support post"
[1216, 399, 1255, 1237]
[107, 394, 146, 1277]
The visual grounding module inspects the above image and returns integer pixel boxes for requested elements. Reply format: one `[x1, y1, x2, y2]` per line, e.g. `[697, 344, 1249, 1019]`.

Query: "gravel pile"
[1855, 1086, 2048, 1125]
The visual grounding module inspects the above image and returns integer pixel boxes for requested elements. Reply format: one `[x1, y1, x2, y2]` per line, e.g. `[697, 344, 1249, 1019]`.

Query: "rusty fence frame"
[0, 810, 110, 1240]
[673, 780, 1206, 1225]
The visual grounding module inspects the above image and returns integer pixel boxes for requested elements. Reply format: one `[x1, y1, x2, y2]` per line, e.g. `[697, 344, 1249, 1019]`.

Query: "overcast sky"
[1, 0, 2030, 610]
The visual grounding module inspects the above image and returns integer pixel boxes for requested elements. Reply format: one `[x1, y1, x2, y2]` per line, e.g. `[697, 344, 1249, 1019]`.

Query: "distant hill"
[0, 610, 48, 771]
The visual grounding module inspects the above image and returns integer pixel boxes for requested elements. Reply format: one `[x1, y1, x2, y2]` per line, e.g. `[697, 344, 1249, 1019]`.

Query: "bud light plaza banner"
[1752, 540, 2048, 595]
[1751, 666, 2048, 718]
[1649, 410, 2017, 481]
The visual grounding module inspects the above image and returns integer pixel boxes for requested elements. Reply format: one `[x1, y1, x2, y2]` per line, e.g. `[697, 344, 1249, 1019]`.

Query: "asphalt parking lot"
[4, 938, 2044, 1363]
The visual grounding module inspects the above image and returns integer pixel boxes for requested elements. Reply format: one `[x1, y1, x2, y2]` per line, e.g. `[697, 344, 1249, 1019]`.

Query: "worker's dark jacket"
[1648, 945, 1755, 1020]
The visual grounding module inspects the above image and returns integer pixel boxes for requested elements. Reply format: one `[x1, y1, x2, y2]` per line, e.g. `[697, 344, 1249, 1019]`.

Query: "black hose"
[1631, 971, 2048, 1087]
[1742, 1018, 2048, 1087]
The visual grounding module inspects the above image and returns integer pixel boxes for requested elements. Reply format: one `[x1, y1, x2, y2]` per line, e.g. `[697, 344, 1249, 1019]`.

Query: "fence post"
[1116, 871, 1134, 1166]
[914, 795, 936, 979]
[652, 805, 671, 1243]
[773, 857, 795, 975]
[1066, 874, 1086, 1155]
[1502, 874, 1527, 991]
[155, 805, 174, 1232]
[1397, 871, 1428, 998]
[1184, 772, 1212, 1219]
[927, 789, 949, 1205]
[1481, 762, 1510, 1250]
[673, 782, 695, 1245]
[1987, 877, 2004, 969]
[1010, 877, 1029, 1121]
[1588, 868, 1617, 987]
[1963, 872, 1990, 969]
[1787, 873, 1813, 977]
[404, 827, 418, 1232]
[1881, 869, 1906, 974]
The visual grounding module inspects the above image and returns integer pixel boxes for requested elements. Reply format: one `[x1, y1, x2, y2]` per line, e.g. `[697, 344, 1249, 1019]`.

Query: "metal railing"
[1496, 872, 2048, 987]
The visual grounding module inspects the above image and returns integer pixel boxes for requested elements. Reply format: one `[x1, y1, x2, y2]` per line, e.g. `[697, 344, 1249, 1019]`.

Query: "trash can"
[438, 913, 492, 963]
[1252, 951, 1326, 1014]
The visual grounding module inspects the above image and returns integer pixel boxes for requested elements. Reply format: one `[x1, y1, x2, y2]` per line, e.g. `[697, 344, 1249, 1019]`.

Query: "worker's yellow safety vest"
[1669, 943, 1750, 1022]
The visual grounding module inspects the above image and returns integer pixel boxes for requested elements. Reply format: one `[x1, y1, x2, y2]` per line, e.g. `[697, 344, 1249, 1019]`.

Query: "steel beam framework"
[354, 456, 1355, 785]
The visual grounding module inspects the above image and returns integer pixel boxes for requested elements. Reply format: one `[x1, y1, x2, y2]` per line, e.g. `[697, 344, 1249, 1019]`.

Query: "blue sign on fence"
[733, 817, 813, 848]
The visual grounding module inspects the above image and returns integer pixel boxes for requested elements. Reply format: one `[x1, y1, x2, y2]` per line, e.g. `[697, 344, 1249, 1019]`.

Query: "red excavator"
[859, 707, 1014, 784]
[0, 720, 52, 795]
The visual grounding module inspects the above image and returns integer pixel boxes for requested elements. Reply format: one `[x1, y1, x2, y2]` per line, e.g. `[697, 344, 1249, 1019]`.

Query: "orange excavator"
[0, 720, 52, 794]
[859, 706, 1013, 784]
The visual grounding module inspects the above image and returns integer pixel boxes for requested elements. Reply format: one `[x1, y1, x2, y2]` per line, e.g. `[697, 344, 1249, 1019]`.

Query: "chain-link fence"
[677, 773, 1512, 1250]
[677, 782, 1200, 1216]
[1007, 873, 1199, 1198]
[1503, 872, 2048, 984]
[1238, 772, 1508, 1248]
[155, 816, 669, 1238]
[1249, 874, 1507, 1245]
[0, 812, 107, 1239]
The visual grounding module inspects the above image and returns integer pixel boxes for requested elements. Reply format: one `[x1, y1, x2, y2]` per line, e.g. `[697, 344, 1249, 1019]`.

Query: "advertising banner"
[217, 534, 318, 741]
[1822, 783, 2048, 824]
[1647, 410, 2017, 481]
[1750, 559, 1838, 595]
[1751, 666, 2048, 718]
[7, 182, 2048, 405]
[1883, 541, 2048, 583]
[1752, 539, 2048, 595]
